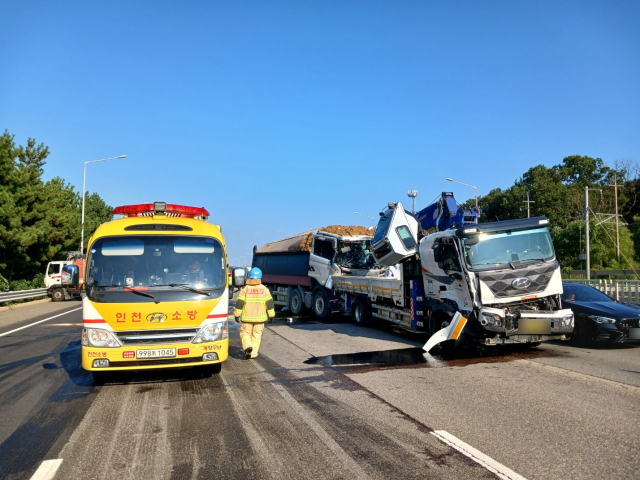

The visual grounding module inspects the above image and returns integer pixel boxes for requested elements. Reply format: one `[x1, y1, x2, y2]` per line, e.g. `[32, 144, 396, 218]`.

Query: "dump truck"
[252, 225, 379, 319]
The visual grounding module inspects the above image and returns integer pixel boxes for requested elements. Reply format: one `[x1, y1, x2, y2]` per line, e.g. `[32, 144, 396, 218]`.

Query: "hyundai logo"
[146, 312, 167, 324]
[511, 277, 532, 289]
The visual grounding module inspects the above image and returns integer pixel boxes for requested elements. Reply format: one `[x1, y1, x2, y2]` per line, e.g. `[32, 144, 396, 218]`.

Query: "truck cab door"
[371, 202, 419, 266]
[309, 235, 337, 286]
[44, 262, 64, 288]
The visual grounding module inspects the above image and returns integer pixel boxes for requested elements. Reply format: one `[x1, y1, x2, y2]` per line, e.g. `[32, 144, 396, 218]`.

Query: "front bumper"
[590, 323, 640, 344]
[477, 308, 574, 336]
[82, 338, 229, 371]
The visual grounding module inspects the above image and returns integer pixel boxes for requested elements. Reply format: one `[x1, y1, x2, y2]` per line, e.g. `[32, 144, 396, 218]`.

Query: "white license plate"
[136, 348, 176, 359]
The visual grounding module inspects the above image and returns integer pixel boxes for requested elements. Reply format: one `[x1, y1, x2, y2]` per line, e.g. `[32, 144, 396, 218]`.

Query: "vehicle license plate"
[518, 318, 551, 335]
[136, 348, 176, 359]
[630, 328, 640, 340]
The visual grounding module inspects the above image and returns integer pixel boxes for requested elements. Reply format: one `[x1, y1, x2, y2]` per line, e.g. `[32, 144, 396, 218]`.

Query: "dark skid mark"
[42, 363, 59, 370]
[305, 345, 563, 373]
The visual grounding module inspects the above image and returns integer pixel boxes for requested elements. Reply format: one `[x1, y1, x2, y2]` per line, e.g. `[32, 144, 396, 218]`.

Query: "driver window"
[48, 263, 61, 275]
[313, 239, 335, 261]
[439, 244, 461, 272]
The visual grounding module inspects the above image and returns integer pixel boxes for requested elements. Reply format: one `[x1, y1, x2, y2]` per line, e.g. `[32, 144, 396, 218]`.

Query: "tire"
[312, 288, 330, 320]
[209, 362, 222, 375]
[51, 289, 64, 302]
[352, 297, 370, 327]
[290, 289, 304, 316]
[229, 288, 233, 299]
[569, 318, 592, 346]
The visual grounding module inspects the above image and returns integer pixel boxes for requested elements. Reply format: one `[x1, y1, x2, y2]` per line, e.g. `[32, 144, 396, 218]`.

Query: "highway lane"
[1, 302, 638, 479]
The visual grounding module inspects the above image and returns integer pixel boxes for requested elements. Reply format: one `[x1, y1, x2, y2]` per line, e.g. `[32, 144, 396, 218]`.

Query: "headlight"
[192, 321, 228, 343]
[590, 316, 616, 324]
[562, 314, 574, 327]
[481, 313, 502, 326]
[83, 328, 121, 347]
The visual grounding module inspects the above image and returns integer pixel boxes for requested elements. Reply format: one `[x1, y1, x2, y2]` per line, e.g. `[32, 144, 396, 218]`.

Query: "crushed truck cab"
[80, 202, 231, 376]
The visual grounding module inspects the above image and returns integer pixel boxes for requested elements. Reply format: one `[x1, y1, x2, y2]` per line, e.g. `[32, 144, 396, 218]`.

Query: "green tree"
[0, 130, 112, 284]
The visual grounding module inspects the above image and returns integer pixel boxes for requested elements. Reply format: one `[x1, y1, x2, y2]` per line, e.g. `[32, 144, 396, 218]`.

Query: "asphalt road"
[0, 300, 638, 480]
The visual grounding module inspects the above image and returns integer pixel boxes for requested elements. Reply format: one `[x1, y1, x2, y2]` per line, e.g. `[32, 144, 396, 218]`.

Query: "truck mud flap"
[422, 312, 467, 353]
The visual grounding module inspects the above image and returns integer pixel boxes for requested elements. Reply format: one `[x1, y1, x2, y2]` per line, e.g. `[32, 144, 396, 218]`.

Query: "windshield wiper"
[153, 283, 211, 296]
[95, 285, 155, 298]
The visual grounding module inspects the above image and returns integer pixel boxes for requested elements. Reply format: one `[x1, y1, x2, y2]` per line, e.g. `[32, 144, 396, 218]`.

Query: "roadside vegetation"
[0, 130, 112, 292]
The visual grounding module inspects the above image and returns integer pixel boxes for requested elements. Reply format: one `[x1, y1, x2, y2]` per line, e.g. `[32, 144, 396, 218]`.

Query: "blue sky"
[1, 0, 639, 265]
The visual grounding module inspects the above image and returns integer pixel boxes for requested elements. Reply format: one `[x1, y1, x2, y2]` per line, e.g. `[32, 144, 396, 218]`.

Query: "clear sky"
[1, 0, 639, 265]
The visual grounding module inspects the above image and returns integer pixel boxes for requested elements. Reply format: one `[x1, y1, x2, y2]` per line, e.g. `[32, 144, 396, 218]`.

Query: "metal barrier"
[564, 279, 640, 304]
[0, 288, 49, 304]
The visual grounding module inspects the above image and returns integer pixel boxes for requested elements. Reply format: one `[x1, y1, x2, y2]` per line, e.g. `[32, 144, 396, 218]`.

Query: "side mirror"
[62, 264, 80, 288]
[233, 267, 246, 287]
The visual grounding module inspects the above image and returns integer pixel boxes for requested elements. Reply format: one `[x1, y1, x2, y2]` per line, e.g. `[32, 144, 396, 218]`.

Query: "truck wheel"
[51, 289, 64, 302]
[290, 289, 305, 315]
[312, 289, 330, 320]
[353, 298, 370, 327]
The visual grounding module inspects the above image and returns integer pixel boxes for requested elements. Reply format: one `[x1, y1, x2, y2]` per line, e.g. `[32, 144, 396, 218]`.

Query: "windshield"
[462, 227, 555, 271]
[335, 240, 376, 268]
[561, 284, 613, 303]
[86, 235, 226, 303]
[373, 212, 392, 244]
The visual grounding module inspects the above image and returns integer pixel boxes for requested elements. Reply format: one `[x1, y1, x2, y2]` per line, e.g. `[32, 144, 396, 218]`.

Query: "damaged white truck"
[253, 193, 574, 351]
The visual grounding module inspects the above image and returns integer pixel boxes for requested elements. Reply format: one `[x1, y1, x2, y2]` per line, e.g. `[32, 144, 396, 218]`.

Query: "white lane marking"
[0, 308, 82, 337]
[431, 430, 527, 480]
[30, 459, 63, 480]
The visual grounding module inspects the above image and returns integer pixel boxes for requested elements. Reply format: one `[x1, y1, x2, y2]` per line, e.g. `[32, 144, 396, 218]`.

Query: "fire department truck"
[66, 202, 245, 380]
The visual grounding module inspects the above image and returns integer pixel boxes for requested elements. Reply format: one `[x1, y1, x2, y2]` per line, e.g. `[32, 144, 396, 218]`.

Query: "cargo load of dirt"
[255, 225, 372, 254]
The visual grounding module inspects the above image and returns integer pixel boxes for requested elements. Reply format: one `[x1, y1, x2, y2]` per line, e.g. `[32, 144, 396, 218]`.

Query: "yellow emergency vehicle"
[75, 202, 241, 378]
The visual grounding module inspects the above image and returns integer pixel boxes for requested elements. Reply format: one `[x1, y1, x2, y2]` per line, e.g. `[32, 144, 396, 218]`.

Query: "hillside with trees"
[0, 130, 112, 291]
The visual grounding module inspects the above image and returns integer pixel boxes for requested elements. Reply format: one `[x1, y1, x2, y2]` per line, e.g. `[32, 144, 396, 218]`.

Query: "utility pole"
[585, 186, 590, 280]
[613, 174, 620, 264]
[523, 192, 535, 218]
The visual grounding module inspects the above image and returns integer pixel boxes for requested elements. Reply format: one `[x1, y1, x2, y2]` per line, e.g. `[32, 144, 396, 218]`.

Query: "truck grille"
[115, 328, 198, 345]
[617, 318, 640, 332]
[479, 261, 558, 298]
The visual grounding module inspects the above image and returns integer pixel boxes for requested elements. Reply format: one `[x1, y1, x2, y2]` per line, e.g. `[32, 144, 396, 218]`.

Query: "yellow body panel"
[83, 212, 230, 372]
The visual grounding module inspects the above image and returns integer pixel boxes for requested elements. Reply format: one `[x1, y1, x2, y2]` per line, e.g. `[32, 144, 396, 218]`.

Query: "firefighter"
[233, 267, 275, 359]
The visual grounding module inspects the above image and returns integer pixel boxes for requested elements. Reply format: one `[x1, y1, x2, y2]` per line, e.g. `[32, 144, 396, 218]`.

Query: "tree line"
[465, 155, 640, 274]
[0, 130, 112, 291]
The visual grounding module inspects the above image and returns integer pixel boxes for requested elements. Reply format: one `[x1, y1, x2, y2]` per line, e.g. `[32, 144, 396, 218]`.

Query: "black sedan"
[561, 282, 640, 344]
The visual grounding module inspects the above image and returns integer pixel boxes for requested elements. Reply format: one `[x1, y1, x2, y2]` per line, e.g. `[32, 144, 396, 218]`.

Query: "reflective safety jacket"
[234, 282, 275, 323]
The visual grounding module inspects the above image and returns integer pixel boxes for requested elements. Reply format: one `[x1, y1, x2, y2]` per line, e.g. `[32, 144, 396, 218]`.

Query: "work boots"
[244, 347, 253, 359]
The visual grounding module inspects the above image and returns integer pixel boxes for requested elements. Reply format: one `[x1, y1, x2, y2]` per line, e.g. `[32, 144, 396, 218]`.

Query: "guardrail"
[564, 279, 640, 304]
[0, 288, 49, 304]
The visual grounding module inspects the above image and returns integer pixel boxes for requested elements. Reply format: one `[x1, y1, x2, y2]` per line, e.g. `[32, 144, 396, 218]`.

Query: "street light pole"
[354, 212, 376, 228]
[81, 155, 127, 252]
[446, 178, 478, 209]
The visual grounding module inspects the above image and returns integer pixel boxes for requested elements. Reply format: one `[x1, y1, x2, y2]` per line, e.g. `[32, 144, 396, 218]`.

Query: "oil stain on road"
[304, 345, 564, 374]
